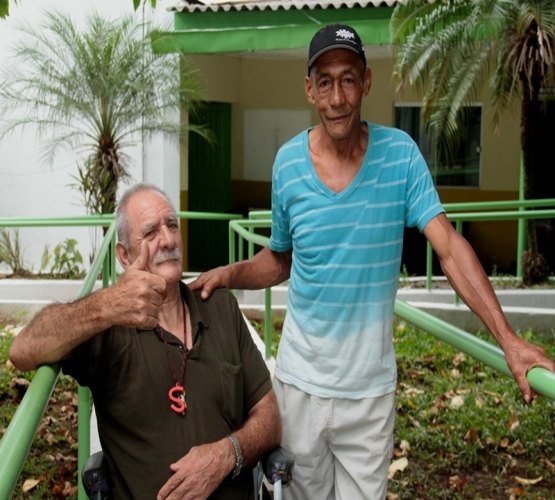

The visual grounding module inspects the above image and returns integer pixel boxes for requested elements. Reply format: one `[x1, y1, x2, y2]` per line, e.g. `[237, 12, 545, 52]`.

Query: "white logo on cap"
[336, 29, 355, 41]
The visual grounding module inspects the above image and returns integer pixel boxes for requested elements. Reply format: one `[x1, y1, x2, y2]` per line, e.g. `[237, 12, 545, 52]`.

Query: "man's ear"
[362, 66, 372, 96]
[305, 75, 316, 104]
[116, 242, 131, 269]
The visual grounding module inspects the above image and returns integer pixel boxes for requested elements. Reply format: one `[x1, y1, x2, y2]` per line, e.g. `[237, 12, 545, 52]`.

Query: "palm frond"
[0, 10, 206, 213]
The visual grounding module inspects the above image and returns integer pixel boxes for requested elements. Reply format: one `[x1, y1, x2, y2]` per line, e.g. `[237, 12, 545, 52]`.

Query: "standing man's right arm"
[189, 247, 292, 300]
[9, 242, 166, 372]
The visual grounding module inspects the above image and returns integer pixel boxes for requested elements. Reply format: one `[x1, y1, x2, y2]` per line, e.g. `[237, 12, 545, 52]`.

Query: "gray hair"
[115, 183, 176, 250]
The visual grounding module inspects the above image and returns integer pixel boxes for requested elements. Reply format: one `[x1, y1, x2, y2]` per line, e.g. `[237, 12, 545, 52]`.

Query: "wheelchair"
[82, 446, 294, 500]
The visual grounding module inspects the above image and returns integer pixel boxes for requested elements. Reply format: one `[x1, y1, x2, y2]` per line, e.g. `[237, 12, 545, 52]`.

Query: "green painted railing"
[231, 199, 555, 288]
[228, 199, 555, 400]
[0, 218, 116, 500]
[0, 210, 242, 500]
[435, 199, 555, 288]
[1, 201, 553, 497]
[393, 301, 555, 400]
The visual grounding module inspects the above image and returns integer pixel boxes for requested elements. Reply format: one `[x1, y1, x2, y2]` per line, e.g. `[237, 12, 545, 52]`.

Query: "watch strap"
[228, 434, 244, 479]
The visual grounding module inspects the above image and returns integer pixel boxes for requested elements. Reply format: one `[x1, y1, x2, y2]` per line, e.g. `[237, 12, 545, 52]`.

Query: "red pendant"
[168, 383, 187, 415]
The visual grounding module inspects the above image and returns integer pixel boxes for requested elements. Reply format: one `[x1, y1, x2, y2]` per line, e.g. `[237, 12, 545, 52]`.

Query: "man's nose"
[330, 80, 346, 106]
[159, 225, 174, 247]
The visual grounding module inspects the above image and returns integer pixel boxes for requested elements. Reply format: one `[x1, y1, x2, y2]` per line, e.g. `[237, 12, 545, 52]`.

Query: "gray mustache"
[152, 248, 181, 265]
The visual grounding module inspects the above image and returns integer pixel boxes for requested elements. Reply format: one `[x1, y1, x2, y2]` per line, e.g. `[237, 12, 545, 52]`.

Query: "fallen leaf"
[507, 440, 527, 455]
[22, 478, 40, 493]
[62, 481, 78, 496]
[404, 386, 425, 396]
[514, 475, 543, 486]
[507, 486, 524, 499]
[464, 427, 482, 446]
[408, 415, 421, 429]
[449, 395, 465, 410]
[395, 321, 406, 333]
[485, 390, 502, 405]
[544, 457, 555, 472]
[453, 352, 466, 366]
[388, 457, 409, 479]
[449, 474, 468, 491]
[508, 412, 520, 432]
[399, 440, 410, 454]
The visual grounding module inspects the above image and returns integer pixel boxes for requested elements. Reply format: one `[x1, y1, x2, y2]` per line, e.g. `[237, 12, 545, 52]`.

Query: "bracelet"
[228, 434, 244, 479]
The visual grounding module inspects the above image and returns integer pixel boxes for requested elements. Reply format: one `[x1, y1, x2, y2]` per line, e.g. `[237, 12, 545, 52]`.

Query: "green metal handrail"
[0, 221, 116, 500]
[443, 197, 555, 282]
[0, 210, 242, 499]
[393, 300, 555, 400]
[242, 200, 555, 289]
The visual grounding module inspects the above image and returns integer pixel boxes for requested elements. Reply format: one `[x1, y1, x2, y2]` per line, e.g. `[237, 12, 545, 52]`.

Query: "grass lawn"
[252, 317, 555, 499]
[1, 313, 554, 499]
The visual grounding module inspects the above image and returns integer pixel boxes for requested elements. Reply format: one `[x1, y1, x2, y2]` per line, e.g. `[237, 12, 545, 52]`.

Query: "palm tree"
[0, 11, 205, 216]
[391, 0, 555, 284]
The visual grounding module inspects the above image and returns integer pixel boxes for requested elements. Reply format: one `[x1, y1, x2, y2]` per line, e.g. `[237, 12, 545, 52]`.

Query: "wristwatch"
[228, 434, 244, 479]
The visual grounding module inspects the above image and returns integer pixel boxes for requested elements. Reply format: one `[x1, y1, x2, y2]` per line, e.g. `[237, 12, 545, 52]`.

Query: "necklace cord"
[158, 299, 188, 386]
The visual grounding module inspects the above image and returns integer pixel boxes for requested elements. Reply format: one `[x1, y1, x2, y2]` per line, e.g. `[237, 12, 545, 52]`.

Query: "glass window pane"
[394, 106, 481, 187]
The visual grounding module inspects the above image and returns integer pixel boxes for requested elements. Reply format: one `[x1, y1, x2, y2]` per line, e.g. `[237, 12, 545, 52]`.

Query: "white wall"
[0, 0, 179, 272]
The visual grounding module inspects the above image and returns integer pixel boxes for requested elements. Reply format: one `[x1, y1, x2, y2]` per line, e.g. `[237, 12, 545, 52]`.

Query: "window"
[394, 105, 481, 187]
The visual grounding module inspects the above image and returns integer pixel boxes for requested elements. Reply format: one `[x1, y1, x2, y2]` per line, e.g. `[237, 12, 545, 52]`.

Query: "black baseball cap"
[307, 24, 366, 75]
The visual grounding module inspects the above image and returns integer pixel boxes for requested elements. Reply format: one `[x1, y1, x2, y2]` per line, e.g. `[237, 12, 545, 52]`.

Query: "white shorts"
[273, 379, 395, 500]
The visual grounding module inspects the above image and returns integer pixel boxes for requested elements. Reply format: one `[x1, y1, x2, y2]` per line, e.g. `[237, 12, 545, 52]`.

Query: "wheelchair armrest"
[81, 451, 111, 499]
[262, 447, 294, 486]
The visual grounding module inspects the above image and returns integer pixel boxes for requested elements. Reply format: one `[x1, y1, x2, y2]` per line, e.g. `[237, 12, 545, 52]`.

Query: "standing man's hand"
[110, 241, 167, 328]
[503, 334, 555, 403]
[188, 265, 232, 300]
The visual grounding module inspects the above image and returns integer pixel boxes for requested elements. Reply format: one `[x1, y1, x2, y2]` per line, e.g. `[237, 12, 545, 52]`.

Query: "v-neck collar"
[305, 121, 372, 200]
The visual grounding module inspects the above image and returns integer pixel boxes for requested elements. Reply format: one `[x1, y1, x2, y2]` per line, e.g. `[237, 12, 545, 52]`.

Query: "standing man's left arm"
[423, 213, 555, 402]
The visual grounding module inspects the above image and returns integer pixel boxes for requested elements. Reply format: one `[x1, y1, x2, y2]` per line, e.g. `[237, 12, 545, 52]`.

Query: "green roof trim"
[154, 6, 393, 54]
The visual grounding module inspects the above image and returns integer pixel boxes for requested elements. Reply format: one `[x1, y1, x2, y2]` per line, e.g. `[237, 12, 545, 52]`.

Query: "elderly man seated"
[10, 183, 281, 500]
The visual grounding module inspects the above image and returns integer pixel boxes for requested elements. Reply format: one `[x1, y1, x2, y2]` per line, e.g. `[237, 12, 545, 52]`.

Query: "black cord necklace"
[158, 299, 189, 416]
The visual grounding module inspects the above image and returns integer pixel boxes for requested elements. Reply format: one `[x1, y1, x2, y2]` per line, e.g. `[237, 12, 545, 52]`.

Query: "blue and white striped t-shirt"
[269, 122, 444, 399]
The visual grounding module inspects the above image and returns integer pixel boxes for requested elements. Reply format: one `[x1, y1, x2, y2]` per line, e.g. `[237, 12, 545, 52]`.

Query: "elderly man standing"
[190, 24, 555, 499]
[10, 183, 281, 500]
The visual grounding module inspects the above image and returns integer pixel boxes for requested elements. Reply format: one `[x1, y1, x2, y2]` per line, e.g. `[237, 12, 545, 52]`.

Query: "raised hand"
[109, 241, 167, 328]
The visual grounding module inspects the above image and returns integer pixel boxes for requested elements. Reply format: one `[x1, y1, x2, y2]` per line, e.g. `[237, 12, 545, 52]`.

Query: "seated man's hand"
[109, 241, 167, 329]
[157, 439, 234, 500]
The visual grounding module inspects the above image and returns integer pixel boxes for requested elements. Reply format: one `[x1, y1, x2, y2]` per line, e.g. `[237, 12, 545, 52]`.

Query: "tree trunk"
[520, 71, 549, 285]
